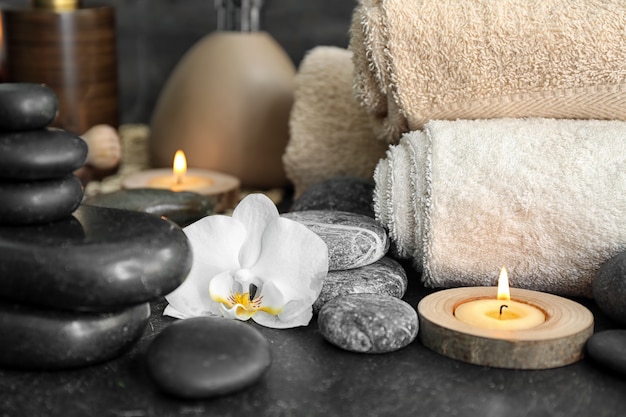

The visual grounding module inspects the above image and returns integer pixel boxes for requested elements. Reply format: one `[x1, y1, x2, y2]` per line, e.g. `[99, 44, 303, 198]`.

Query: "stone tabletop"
[1, 261, 624, 417]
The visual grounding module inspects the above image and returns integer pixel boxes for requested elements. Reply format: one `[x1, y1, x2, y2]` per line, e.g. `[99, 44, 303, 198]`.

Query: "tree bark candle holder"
[417, 287, 594, 369]
[122, 168, 240, 214]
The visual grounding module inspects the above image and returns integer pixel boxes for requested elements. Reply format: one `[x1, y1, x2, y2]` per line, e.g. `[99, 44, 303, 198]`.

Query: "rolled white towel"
[374, 118, 626, 297]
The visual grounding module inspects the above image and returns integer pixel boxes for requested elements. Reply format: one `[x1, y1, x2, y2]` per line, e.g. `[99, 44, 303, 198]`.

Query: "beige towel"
[374, 118, 626, 297]
[351, 0, 626, 143]
[283, 46, 388, 197]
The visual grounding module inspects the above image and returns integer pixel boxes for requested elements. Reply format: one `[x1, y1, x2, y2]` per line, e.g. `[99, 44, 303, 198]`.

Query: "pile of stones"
[0, 83, 85, 225]
[0, 83, 192, 370]
[283, 202, 418, 354]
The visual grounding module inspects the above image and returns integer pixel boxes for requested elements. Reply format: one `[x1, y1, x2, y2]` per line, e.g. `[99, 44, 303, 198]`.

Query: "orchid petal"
[233, 194, 279, 268]
[164, 215, 246, 319]
[208, 270, 238, 305]
[253, 300, 313, 329]
[249, 217, 328, 327]
[251, 280, 311, 328]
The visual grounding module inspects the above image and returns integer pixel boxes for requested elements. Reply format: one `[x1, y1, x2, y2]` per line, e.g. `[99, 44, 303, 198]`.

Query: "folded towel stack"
[283, 46, 388, 197]
[350, 0, 626, 143]
[374, 118, 626, 297]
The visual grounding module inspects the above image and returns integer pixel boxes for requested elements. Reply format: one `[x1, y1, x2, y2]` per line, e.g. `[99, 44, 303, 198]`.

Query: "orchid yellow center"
[226, 292, 263, 314]
[213, 283, 283, 320]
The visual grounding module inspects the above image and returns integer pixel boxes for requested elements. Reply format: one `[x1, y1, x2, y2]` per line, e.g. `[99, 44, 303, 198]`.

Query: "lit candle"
[147, 150, 214, 192]
[454, 267, 546, 330]
[122, 150, 241, 212]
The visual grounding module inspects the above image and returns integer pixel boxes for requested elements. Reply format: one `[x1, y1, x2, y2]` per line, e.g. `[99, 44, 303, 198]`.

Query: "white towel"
[374, 118, 626, 297]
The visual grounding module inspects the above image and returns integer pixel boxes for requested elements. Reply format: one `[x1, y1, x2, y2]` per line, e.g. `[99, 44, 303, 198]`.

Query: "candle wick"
[499, 304, 509, 318]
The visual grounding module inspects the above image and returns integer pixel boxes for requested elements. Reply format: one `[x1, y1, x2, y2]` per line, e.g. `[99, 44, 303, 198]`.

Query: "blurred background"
[0, 0, 356, 125]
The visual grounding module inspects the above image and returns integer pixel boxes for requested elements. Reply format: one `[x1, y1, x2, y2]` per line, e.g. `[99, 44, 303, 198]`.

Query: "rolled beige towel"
[374, 118, 626, 297]
[350, 0, 626, 143]
[283, 46, 388, 197]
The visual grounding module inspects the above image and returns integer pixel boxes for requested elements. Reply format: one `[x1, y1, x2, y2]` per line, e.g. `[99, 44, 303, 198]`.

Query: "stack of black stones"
[0, 83, 192, 370]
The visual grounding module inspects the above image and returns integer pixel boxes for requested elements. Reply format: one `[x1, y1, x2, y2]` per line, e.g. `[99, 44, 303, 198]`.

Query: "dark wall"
[0, 0, 357, 124]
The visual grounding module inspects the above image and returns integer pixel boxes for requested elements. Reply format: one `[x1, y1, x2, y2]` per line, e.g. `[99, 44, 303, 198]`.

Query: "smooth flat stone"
[0, 129, 87, 180]
[0, 204, 192, 311]
[318, 293, 418, 353]
[0, 83, 58, 131]
[291, 176, 376, 218]
[282, 210, 389, 271]
[0, 175, 83, 225]
[0, 301, 150, 370]
[84, 188, 214, 227]
[147, 317, 272, 399]
[586, 330, 626, 378]
[593, 251, 626, 325]
[313, 256, 408, 312]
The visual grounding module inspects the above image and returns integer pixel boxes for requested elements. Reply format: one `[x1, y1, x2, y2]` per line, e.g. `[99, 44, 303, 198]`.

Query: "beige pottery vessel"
[149, 31, 295, 189]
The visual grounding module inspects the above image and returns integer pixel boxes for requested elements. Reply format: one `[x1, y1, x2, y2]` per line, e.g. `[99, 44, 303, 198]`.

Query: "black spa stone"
[313, 256, 408, 312]
[84, 188, 214, 227]
[0, 129, 87, 180]
[282, 210, 389, 271]
[0, 204, 192, 312]
[146, 317, 272, 399]
[0, 174, 83, 224]
[318, 293, 418, 353]
[586, 330, 626, 378]
[593, 250, 626, 325]
[0, 300, 150, 370]
[291, 176, 376, 218]
[0, 83, 58, 131]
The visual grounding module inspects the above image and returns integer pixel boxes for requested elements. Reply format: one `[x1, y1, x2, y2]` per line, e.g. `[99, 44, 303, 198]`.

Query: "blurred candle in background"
[3, 0, 119, 135]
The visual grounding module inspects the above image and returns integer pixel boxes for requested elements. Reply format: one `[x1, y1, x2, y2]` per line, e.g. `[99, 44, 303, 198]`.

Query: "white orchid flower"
[164, 193, 328, 329]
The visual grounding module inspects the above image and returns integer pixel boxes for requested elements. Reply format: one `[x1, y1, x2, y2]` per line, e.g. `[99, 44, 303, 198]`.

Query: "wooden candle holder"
[417, 287, 594, 369]
[122, 169, 241, 213]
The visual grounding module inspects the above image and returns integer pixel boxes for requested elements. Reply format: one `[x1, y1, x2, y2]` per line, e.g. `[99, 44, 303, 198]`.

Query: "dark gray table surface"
[1, 261, 625, 417]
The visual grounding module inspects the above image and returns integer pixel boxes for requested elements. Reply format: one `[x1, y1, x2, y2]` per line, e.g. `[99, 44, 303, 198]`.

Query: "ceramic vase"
[149, 30, 296, 189]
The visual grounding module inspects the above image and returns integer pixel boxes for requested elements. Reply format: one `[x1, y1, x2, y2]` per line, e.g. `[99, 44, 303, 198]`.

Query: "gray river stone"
[84, 188, 214, 227]
[313, 256, 408, 312]
[0, 83, 58, 131]
[147, 317, 272, 399]
[282, 210, 389, 271]
[318, 293, 418, 353]
[0, 204, 192, 312]
[0, 301, 150, 370]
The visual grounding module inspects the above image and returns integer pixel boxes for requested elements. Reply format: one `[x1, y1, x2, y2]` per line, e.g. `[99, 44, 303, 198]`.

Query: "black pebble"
[586, 330, 626, 378]
[0, 205, 192, 312]
[147, 317, 272, 399]
[84, 188, 214, 227]
[0, 175, 83, 224]
[0, 83, 58, 131]
[0, 129, 87, 180]
[291, 176, 376, 218]
[0, 301, 150, 370]
[593, 250, 626, 325]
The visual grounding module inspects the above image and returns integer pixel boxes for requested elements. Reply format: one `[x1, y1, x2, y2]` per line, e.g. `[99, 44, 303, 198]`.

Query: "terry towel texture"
[374, 118, 626, 297]
[350, 0, 626, 143]
[283, 46, 388, 197]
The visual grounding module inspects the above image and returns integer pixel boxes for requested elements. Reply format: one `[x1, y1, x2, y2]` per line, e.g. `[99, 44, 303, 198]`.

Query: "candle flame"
[497, 266, 510, 301]
[173, 150, 187, 184]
